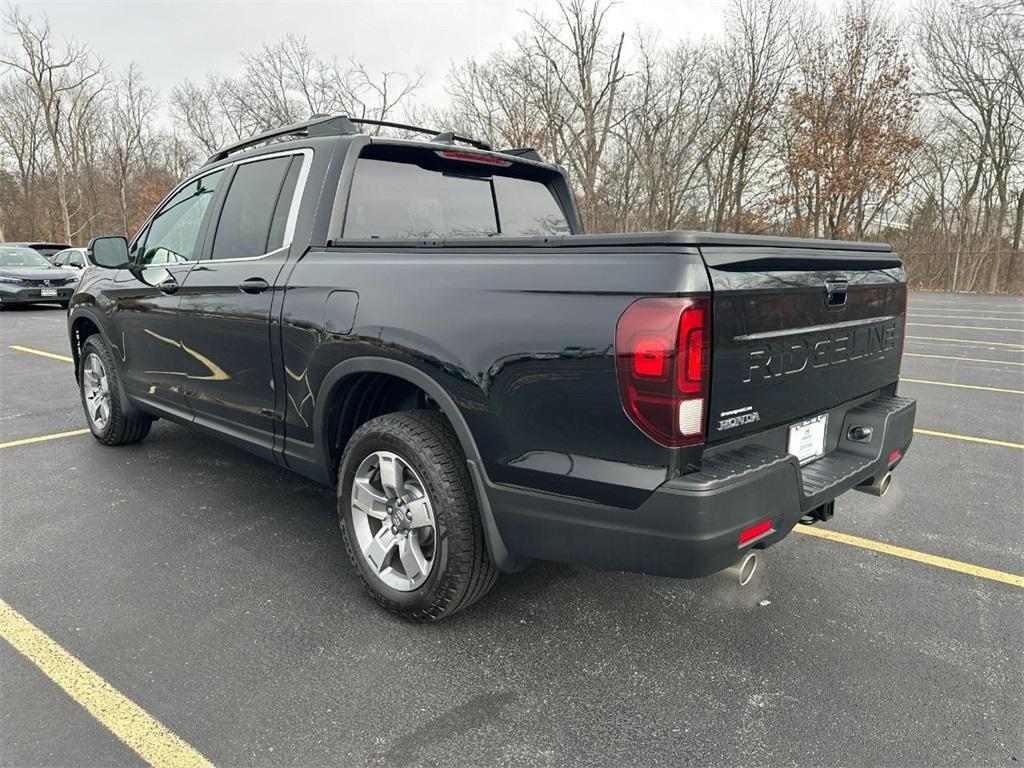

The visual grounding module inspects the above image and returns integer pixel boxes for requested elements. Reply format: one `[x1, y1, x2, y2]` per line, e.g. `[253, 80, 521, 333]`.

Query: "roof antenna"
[430, 131, 457, 146]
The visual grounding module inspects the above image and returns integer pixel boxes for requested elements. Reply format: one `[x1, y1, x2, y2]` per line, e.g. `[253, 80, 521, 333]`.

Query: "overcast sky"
[18, 0, 911, 106]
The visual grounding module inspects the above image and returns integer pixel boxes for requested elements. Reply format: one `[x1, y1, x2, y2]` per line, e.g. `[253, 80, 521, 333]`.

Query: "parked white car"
[51, 247, 89, 280]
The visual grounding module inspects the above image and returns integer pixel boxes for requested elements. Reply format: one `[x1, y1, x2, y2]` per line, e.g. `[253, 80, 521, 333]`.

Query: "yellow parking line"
[0, 598, 213, 768]
[0, 428, 90, 449]
[911, 305, 1023, 313]
[793, 527, 1024, 588]
[907, 323, 1024, 333]
[9, 344, 73, 363]
[910, 314, 1024, 322]
[900, 377, 1023, 395]
[913, 428, 1023, 450]
[904, 352, 1024, 367]
[906, 335, 1024, 349]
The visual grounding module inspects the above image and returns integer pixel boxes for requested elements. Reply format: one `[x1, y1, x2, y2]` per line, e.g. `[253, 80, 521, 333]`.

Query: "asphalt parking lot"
[1, 291, 1022, 768]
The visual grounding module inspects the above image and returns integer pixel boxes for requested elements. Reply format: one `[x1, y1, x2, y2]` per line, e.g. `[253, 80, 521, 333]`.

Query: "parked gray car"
[0, 245, 77, 308]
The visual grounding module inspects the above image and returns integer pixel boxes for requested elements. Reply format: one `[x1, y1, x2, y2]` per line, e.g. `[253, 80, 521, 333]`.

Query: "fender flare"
[68, 305, 109, 375]
[68, 306, 147, 422]
[313, 356, 527, 572]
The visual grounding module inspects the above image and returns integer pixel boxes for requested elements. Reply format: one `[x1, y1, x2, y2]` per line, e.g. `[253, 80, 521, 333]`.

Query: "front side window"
[343, 157, 570, 239]
[140, 170, 224, 266]
[210, 155, 297, 260]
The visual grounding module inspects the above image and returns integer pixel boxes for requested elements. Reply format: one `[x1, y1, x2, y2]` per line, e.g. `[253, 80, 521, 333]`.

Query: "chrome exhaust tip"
[724, 551, 759, 586]
[855, 472, 892, 497]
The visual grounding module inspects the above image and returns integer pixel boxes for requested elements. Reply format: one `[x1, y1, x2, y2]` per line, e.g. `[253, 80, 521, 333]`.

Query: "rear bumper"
[486, 394, 916, 577]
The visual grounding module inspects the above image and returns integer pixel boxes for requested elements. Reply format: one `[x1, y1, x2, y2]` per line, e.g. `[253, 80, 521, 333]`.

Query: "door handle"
[238, 277, 270, 294]
[156, 274, 179, 294]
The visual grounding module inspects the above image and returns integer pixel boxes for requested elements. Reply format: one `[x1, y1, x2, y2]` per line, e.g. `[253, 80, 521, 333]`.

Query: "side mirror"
[87, 235, 130, 269]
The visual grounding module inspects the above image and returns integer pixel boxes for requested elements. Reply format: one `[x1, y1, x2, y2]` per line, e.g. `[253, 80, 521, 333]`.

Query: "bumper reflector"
[888, 449, 902, 465]
[738, 519, 773, 546]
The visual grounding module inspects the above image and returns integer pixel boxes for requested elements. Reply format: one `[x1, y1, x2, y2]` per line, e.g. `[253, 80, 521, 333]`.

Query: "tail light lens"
[615, 297, 711, 447]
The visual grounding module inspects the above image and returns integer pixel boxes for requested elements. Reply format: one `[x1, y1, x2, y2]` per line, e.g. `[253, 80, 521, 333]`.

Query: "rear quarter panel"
[280, 242, 710, 506]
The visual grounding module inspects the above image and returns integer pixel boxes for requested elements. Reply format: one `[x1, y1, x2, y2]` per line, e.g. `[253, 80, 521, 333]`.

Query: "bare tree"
[171, 35, 420, 156]
[522, 0, 627, 229]
[443, 49, 560, 157]
[0, 7, 104, 243]
[916, 0, 1024, 291]
[705, 0, 796, 232]
[170, 75, 249, 156]
[0, 75, 46, 237]
[604, 37, 724, 231]
[782, 1, 920, 239]
[108, 64, 157, 232]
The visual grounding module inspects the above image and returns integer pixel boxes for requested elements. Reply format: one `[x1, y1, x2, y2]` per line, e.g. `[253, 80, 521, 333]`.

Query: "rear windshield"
[343, 154, 570, 239]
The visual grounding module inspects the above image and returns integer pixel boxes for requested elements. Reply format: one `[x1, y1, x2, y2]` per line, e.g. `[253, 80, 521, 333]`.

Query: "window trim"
[203, 148, 313, 264]
[129, 148, 312, 267]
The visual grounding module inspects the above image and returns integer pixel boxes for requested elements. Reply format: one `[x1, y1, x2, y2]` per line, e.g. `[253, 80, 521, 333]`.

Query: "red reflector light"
[633, 336, 667, 377]
[615, 297, 710, 447]
[437, 150, 511, 167]
[888, 449, 902, 465]
[738, 519, 772, 546]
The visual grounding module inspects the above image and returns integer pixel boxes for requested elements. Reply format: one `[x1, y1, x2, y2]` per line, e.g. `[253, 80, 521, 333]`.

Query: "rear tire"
[79, 335, 152, 445]
[338, 410, 498, 622]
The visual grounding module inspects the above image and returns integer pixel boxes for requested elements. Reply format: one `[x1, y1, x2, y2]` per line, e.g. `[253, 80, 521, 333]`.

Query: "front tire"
[338, 410, 497, 622]
[79, 336, 152, 445]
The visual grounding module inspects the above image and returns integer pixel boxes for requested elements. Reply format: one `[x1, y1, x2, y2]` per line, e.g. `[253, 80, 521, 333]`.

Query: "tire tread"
[338, 410, 497, 622]
[80, 336, 151, 446]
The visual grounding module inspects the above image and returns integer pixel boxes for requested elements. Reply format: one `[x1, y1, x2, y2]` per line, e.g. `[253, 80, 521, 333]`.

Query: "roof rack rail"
[204, 114, 492, 165]
[204, 115, 356, 165]
[344, 118, 491, 151]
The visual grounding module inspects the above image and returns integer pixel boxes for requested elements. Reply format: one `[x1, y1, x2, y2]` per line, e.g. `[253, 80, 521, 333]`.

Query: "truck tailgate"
[703, 245, 906, 444]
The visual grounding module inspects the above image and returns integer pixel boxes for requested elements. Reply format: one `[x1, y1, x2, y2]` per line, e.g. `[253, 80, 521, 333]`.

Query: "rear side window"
[343, 157, 570, 239]
[493, 176, 571, 236]
[211, 155, 298, 260]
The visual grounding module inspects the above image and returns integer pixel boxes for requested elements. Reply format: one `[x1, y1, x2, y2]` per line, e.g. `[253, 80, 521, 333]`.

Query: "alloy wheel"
[82, 352, 111, 431]
[350, 450, 437, 591]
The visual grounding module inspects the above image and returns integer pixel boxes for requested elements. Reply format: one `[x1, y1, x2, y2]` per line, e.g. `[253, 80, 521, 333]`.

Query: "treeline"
[1, 0, 1021, 292]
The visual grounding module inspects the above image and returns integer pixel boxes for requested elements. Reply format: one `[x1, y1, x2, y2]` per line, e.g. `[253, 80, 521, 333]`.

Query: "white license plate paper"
[788, 414, 828, 464]
[40, 288, 58, 297]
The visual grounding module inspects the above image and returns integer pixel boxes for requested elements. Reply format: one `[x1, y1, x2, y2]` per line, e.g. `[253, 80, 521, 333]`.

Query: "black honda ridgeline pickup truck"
[69, 115, 915, 621]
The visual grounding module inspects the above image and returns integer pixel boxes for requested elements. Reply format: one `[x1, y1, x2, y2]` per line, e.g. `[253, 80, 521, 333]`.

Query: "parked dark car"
[67, 115, 916, 621]
[0, 245, 78, 308]
[3, 241, 71, 264]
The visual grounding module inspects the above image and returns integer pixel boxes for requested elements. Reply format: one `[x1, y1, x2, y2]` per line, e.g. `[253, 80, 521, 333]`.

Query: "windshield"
[0, 246, 53, 267]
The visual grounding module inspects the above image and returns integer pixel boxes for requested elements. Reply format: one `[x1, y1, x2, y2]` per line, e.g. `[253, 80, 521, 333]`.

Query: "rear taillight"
[615, 297, 711, 447]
